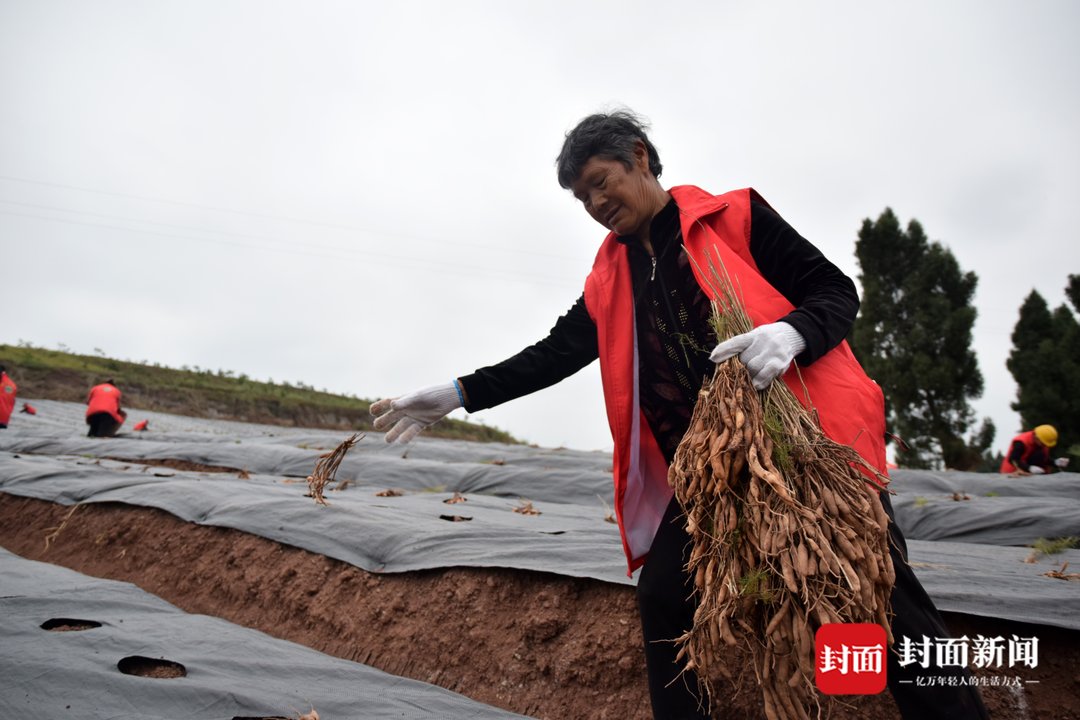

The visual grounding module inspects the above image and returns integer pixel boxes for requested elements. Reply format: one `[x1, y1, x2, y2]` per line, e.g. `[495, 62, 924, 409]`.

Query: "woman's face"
[569, 145, 663, 237]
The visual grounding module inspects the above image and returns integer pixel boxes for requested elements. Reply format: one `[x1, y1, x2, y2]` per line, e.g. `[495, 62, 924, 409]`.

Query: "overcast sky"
[2, 1, 1078, 457]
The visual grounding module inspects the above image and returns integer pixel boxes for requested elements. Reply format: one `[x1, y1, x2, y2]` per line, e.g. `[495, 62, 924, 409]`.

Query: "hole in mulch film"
[117, 655, 187, 678]
[40, 618, 102, 632]
[439, 514, 472, 522]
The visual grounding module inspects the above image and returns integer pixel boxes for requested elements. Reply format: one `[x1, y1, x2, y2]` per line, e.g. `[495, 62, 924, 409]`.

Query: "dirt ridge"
[1, 493, 1074, 719]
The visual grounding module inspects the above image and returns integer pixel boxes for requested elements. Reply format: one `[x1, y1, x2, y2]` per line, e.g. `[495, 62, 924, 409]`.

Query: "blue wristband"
[452, 379, 465, 407]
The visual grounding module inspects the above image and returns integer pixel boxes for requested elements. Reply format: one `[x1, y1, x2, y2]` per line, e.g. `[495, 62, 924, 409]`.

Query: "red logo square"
[815, 623, 888, 695]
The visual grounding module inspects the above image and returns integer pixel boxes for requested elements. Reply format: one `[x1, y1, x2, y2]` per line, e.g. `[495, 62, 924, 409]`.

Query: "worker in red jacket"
[0, 365, 16, 429]
[370, 111, 987, 719]
[1001, 424, 1069, 474]
[86, 378, 127, 437]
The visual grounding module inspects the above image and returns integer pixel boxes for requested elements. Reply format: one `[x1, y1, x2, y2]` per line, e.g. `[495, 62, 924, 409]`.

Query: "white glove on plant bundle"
[371, 381, 463, 444]
[1055, 457, 1070, 469]
[1028, 465, 1045, 475]
[708, 321, 807, 391]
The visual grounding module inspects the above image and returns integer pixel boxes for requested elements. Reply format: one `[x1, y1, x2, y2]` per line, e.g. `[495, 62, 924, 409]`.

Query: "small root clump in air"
[306, 433, 364, 506]
[513, 500, 542, 516]
[668, 254, 894, 720]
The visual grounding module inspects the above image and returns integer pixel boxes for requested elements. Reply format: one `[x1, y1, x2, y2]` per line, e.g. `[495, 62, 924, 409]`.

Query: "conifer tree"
[851, 209, 992, 469]
[1007, 275, 1080, 465]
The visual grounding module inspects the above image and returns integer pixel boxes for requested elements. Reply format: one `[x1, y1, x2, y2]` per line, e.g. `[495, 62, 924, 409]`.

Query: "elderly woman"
[372, 111, 988, 719]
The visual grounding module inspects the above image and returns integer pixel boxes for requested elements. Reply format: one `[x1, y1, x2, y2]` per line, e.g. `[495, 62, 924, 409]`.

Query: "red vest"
[86, 383, 124, 424]
[0, 373, 16, 425]
[584, 186, 887, 574]
[1000, 431, 1042, 473]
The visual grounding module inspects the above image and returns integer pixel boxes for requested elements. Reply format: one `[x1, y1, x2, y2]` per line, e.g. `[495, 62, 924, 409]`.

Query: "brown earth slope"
[0, 344, 518, 443]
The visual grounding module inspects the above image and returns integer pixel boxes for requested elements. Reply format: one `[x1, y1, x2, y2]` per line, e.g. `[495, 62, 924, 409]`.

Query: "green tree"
[1066, 274, 1080, 312]
[850, 209, 993, 470]
[1007, 275, 1080, 466]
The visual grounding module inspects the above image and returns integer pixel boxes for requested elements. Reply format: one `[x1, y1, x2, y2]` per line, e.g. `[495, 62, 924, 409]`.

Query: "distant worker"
[20, 402, 37, 415]
[133, 419, 149, 432]
[1000, 424, 1069, 474]
[86, 378, 127, 438]
[0, 365, 16, 429]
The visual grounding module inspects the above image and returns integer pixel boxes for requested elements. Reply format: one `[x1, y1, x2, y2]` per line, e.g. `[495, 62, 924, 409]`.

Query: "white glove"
[709, 322, 807, 391]
[371, 381, 463, 444]
[1029, 465, 1045, 475]
[1055, 457, 1070, 469]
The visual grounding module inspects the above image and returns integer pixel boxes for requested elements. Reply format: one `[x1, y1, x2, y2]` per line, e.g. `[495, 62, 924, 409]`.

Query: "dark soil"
[1, 493, 1076, 719]
[40, 618, 103, 632]
[117, 655, 187, 679]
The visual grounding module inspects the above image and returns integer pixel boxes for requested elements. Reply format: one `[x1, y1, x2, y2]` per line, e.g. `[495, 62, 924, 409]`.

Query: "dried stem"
[43, 503, 81, 551]
[306, 433, 364, 506]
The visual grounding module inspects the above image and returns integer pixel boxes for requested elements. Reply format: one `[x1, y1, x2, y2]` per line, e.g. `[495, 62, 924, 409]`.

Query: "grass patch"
[1030, 537, 1080, 556]
[738, 568, 775, 603]
[1026, 536, 1080, 564]
[763, 405, 794, 475]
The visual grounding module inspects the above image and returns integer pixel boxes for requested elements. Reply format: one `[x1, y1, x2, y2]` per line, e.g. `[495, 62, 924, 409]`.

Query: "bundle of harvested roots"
[668, 258, 894, 720]
[306, 432, 364, 505]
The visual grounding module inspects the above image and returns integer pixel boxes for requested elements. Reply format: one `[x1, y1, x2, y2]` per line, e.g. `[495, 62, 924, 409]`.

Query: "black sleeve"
[456, 294, 599, 412]
[1007, 440, 1027, 470]
[1028, 445, 1053, 472]
[749, 200, 860, 365]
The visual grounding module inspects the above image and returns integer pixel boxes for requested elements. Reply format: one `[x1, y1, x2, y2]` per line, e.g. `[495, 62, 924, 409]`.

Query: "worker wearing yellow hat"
[1000, 424, 1069, 474]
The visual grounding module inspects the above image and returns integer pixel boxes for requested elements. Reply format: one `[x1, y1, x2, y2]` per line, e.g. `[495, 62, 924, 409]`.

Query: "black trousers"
[86, 412, 122, 438]
[636, 493, 989, 719]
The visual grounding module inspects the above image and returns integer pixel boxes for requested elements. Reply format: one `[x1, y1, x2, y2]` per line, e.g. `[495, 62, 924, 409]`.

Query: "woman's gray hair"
[555, 110, 663, 189]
